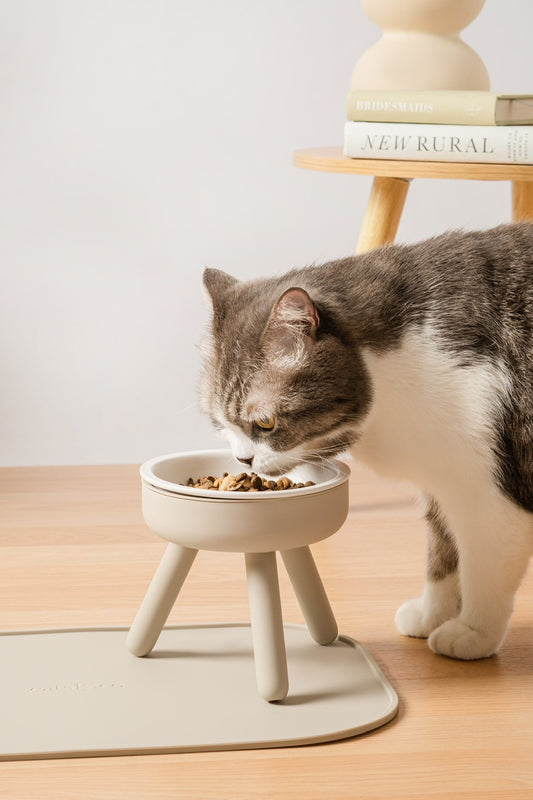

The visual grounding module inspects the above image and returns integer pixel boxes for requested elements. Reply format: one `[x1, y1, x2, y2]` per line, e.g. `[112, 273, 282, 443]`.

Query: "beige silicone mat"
[0, 624, 398, 761]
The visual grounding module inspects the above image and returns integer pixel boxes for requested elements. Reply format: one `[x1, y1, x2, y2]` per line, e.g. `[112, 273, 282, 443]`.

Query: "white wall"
[1, 1, 530, 466]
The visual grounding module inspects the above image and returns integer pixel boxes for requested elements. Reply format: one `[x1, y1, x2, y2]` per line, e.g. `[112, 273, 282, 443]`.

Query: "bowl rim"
[140, 448, 350, 500]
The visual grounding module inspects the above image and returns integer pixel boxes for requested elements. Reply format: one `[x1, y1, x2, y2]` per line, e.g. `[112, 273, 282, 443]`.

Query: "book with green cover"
[346, 91, 533, 126]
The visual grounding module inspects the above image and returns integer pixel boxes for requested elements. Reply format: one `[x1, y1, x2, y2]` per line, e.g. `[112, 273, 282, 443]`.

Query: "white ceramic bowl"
[140, 449, 350, 553]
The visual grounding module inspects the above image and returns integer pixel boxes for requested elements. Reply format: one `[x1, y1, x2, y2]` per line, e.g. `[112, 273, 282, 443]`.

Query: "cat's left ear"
[264, 287, 319, 357]
[203, 268, 240, 304]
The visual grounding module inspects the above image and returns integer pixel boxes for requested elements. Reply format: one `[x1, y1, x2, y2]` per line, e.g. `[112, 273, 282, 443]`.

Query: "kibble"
[184, 471, 315, 492]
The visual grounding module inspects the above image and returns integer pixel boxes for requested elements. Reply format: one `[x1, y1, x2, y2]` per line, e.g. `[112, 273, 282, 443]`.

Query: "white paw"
[396, 577, 460, 640]
[395, 597, 437, 639]
[428, 619, 501, 660]
[395, 592, 458, 639]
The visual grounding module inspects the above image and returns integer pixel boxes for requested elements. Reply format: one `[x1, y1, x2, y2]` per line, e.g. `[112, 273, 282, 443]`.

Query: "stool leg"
[512, 180, 533, 221]
[244, 551, 289, 702]
[356, 176, 411, 254]
[127, 542, 197, 657]
[281, 546, 338, 645]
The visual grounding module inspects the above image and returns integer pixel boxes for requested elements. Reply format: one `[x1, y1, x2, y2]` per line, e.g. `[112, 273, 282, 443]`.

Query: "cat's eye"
[255, 416, 276, 431]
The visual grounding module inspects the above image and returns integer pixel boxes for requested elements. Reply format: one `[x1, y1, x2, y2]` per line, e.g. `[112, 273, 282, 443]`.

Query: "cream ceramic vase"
[351, 0, 490, 90]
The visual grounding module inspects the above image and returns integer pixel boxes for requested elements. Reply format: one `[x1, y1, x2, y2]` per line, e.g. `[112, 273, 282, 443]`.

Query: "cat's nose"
[237, 456, 254, 467]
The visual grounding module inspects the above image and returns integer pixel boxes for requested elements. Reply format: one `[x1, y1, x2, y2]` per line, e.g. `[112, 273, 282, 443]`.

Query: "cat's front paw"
[395, 595, 456, 639]
[395, 597, 433, 638]
[396, 576, 461, 640]
[428, 619, 501, 660]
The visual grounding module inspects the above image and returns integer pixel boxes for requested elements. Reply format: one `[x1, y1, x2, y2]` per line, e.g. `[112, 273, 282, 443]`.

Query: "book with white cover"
[344, 121, 533, 164]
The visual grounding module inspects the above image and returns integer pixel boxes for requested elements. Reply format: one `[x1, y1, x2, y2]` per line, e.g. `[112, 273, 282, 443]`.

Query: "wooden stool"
[293, 147, 533, 253]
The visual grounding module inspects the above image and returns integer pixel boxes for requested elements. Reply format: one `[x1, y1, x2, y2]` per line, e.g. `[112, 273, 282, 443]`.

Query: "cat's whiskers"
[276, 449, 333, 472]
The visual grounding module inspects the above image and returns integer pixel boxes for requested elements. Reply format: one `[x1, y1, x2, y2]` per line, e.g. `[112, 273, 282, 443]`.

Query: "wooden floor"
[1, 462, 532, 799]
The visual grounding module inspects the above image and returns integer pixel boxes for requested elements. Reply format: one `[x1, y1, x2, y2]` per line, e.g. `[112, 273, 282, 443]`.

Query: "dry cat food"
[184, 472, 315, 492]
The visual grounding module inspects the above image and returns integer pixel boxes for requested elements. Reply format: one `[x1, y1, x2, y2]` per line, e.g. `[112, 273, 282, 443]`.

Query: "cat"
[200, 222, 533, 661]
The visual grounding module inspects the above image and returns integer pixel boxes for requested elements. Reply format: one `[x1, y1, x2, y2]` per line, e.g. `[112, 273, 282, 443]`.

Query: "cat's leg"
[428, 492, 532, 660]
[395, 496, 461, 639]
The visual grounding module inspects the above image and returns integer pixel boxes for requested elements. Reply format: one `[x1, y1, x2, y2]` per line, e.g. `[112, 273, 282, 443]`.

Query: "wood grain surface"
[293, 146, 533, 182]
[1, 462, 532, 799]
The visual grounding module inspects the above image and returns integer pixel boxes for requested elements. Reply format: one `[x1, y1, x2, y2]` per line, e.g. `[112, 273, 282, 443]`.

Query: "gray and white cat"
[200, 223, 533, 661]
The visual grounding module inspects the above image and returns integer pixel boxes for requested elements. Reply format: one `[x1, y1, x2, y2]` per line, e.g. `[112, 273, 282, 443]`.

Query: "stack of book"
[343, 90, 533, 165]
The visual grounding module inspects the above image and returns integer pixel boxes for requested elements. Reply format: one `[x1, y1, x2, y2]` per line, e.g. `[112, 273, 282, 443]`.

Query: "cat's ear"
[264, 287, 319, 358]
[274, 288, 320, 337]
[203, 268, 239, 304]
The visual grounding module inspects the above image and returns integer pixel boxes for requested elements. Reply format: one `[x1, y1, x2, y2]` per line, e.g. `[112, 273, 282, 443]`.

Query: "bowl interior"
[141, 449, 349, 500]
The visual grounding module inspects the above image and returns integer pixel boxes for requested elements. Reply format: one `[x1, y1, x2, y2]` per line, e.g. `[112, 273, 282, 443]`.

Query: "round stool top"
[294, 146, 533, 181]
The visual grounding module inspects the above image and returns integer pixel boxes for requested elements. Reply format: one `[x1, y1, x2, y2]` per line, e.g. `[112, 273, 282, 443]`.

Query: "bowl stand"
[0, 452, 398, 759]
[127, 540, 338, 702]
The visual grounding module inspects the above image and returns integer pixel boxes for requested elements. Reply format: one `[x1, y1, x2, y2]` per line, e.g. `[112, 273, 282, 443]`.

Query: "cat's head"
[200, 267, 371, 475]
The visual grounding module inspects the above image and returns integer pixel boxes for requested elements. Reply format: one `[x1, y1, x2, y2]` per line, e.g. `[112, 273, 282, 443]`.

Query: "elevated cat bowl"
[139, 449, 350, 551]
[128, 450, 350, 701]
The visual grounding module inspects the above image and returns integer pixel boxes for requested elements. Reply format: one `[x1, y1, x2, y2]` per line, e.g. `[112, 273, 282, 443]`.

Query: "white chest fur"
[352, 326, 511, 499]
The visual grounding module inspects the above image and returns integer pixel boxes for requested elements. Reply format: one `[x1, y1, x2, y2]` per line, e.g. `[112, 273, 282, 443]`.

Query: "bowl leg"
[281, 546, 338, 645]
[244, 551, 289, 702]
[127, 542, 197, 657]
